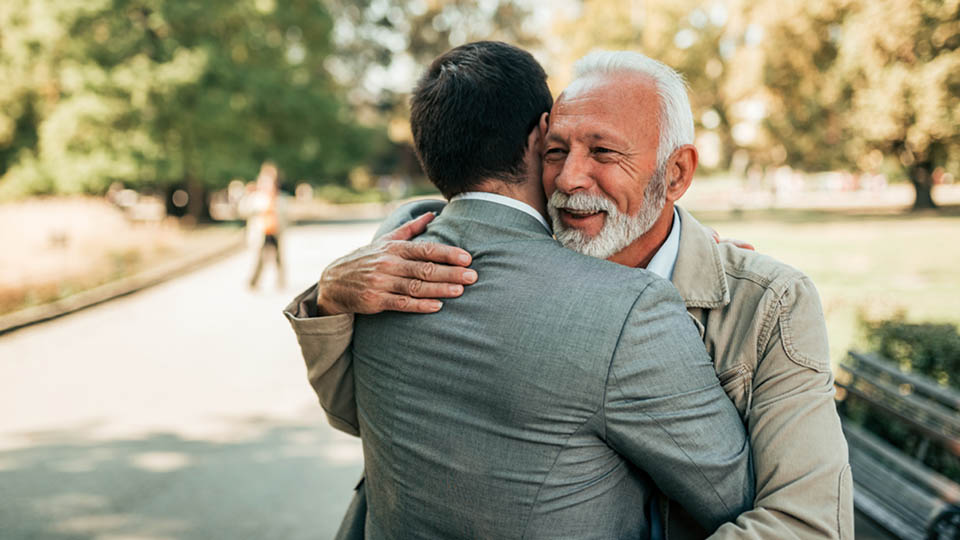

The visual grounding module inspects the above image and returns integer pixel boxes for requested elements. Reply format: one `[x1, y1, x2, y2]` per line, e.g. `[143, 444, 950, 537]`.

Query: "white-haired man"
[287, 50, 853, 539]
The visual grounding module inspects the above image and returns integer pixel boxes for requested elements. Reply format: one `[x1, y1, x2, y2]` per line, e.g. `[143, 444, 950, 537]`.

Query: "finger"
[395, 259, 477, 284]
[398, 241, 472, 266]
[386, 276, 466, 298]
[381, 294, 443, 314]
[717, 237, 756, 251]
[381, 212, 436, 242]
[708, 226, 720, 243]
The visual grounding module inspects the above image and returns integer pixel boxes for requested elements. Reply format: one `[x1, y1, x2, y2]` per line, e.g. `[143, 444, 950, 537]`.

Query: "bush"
[862, 315, 960, 390]
[842, 315, 960, 483]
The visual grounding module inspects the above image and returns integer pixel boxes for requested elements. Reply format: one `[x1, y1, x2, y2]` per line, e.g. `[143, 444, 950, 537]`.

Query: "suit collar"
[672, 206, 730, 309]
[437, 198, 554, 239]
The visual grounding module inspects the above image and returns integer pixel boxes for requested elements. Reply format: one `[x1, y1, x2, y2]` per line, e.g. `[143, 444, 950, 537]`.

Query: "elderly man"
[288, 42, 754, 539]
[288, 50, 853, 538]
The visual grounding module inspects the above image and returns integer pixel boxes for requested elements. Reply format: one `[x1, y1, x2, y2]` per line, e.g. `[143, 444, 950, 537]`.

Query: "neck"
[470, 179, 548, 219]
[607, 201, 676, 268]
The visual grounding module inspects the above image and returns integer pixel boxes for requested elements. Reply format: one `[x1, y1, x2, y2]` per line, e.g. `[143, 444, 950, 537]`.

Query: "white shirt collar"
[449, 192, 552, 233]
[645, 208, 681, 280]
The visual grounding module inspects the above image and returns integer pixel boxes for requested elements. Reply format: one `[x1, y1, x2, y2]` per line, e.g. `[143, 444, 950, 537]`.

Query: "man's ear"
[666, 144, 698, 202]
[538, 112, 549, 140]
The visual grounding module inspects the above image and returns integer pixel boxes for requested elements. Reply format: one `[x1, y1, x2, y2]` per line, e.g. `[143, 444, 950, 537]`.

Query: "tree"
[321, 0, 541, 180]
[760, 0, 960, 209]
[0, 0, 379, 217]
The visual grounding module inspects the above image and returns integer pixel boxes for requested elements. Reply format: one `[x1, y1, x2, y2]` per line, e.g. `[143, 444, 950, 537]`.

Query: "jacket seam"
[754, 275, 803, 363]
[755, 291, 779, 364]
[521, 280, 651, 539]
[519, 409, 604, 539]
[602, 280, 657, 441]
[640, 406, 734, 516]
[605, 282, 733, 515]
[838, 463, 851, 540]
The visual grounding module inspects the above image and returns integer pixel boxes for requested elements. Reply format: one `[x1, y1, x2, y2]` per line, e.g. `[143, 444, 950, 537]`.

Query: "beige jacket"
[284, 206, 854, 540]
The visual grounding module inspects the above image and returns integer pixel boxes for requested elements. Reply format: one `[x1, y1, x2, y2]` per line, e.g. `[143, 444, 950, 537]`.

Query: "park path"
[0, 220, 894, 539]
[0, 223, 378, 540]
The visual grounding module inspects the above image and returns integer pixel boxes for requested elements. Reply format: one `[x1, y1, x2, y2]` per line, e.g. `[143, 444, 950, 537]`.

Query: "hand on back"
[316, 212, 477, 315]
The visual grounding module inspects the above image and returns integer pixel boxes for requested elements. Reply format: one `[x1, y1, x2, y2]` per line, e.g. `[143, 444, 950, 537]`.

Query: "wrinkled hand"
[709, 227, 756, 251]
[316, 212, 476, 315]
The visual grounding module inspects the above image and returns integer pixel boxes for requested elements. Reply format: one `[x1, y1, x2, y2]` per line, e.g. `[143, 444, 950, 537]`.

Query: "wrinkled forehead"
[555, 71, 658, 111]
[549, 72, 661, 142]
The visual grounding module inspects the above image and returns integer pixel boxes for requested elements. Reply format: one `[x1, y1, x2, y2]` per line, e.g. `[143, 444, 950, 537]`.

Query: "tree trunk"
[185, 174, 211, 222]
[910, 163, 937, 211]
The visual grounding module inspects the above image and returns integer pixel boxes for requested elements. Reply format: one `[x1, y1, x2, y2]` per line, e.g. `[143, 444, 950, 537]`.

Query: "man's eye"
[593, 147, 614, 154]
[544, 148, 567, 159]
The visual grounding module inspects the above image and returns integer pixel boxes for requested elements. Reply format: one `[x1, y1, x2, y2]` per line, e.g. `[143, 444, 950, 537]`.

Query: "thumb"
[382, 211, 435, 241]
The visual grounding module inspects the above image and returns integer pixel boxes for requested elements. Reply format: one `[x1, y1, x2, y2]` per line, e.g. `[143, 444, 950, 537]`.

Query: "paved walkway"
[0, 223, 378, 540]
[0, 221, 895, 539]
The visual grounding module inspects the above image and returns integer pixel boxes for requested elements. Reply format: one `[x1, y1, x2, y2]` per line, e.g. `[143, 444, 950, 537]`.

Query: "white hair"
[572, 50, 695, 169]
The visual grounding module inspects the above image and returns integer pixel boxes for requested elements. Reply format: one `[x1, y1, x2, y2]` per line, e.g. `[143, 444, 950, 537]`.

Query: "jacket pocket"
[717, 364, 751, 421]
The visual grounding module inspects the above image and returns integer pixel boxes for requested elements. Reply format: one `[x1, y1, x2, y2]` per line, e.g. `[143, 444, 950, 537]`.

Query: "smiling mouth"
[561, 208, 605, 218]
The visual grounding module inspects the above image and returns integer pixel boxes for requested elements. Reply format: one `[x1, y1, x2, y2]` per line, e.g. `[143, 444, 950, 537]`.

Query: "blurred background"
[1, 0, 958, 538]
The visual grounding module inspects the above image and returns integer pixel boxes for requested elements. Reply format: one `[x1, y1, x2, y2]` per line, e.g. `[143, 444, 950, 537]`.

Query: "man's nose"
[554, 152, 595, 194]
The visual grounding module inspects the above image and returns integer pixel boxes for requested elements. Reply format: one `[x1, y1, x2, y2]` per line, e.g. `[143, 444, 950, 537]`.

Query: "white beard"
[547, 169, 667, 259]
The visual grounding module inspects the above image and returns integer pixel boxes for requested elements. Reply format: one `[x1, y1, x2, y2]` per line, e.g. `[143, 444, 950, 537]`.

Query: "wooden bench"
[836, 351, 960, 539]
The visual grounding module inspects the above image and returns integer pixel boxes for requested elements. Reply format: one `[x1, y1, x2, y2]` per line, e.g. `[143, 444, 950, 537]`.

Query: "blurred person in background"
[242, 161, 286, 290]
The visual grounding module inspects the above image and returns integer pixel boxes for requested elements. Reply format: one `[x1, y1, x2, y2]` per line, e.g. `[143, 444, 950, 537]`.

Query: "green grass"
[696, 208, 960, 366]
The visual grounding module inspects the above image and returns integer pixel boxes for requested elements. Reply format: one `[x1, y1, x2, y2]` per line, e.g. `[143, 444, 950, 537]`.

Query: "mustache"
[548, 191, 616, 214]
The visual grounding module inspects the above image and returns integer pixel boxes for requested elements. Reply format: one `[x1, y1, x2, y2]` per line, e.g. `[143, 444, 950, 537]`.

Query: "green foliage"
[324, 0, 538, 121]
[862, 315, 960, 390]
[0, 0, 385, 204]
[841, 315, 960, 482]
[760, 0, 960, 207]
[554, 0, 959, 204]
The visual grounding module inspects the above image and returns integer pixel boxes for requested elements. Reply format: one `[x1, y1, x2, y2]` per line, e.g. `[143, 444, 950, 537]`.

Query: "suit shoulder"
[542, 242, 666, 292]
[376, 199, 448, 238]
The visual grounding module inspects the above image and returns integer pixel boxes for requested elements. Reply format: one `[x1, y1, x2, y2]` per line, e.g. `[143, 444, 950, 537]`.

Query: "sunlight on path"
[0, 223, 378, 540]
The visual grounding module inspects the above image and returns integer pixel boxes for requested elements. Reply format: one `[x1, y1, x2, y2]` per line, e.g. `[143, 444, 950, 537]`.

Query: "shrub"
[841, 315, 960, 482]
[862, 315, 960, 390]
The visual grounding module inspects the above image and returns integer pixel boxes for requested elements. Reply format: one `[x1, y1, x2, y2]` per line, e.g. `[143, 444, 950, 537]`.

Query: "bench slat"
[843, 420, 960, 505]
[837, 364, 960, 455]
[849, 351, 960, 413]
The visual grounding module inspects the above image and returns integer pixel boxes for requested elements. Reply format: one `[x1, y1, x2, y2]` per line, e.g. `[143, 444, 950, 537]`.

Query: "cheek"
[541, 165, 559, 194]
[594, 172, 633, 213]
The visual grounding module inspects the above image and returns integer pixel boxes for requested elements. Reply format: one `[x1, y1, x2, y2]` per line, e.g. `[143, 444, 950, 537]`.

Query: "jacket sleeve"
[283, 284, 360, 436]
[280, 199, 449, 437]
[708, 276, 854, 539]
[604, 278, 755, 533]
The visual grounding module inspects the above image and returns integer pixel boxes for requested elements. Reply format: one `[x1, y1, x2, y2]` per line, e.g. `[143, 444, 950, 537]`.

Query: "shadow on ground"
[0, 415, 362, 540]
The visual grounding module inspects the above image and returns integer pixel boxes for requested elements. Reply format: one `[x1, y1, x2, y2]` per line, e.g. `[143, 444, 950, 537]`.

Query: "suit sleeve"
[604, 278, 755, 533]
[708, 277, 853, 539]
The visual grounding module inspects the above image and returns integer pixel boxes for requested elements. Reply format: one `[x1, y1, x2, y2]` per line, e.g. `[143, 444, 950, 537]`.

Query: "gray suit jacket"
[325, 198, 753, 539]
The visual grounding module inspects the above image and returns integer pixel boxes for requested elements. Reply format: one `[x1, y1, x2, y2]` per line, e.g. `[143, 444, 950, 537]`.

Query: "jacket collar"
[672, 206, 730, 309]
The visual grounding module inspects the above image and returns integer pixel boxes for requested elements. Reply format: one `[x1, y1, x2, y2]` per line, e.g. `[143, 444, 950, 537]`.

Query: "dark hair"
[409, 41, 553, 198]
